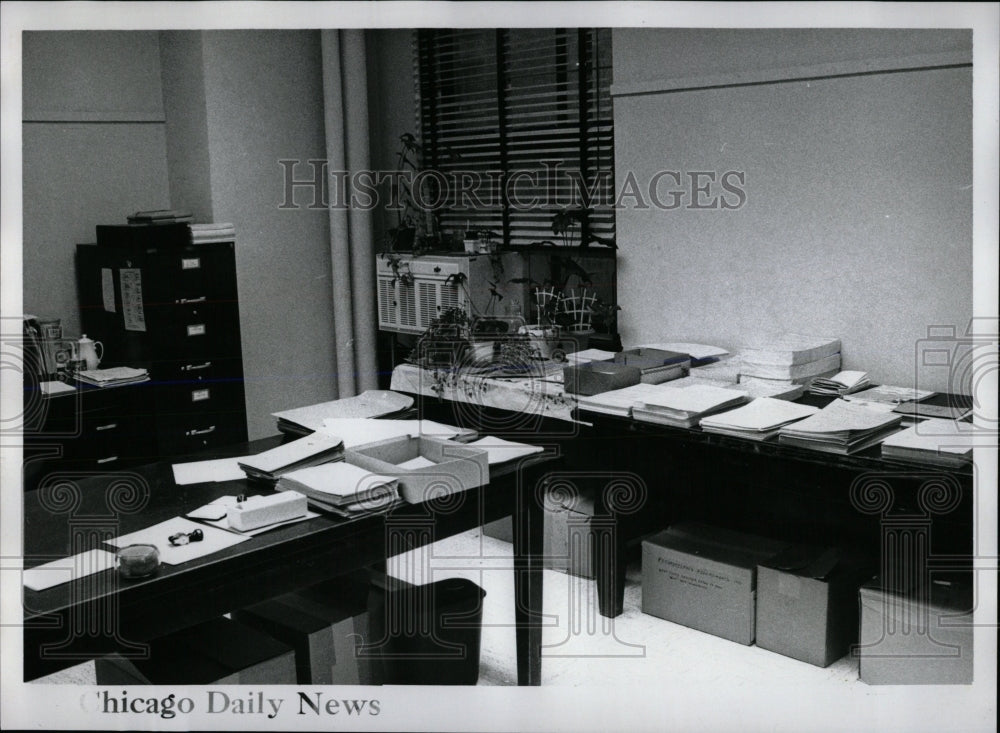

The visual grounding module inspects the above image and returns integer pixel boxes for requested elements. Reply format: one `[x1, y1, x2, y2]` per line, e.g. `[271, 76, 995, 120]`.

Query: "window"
[415, 28, 615, 248]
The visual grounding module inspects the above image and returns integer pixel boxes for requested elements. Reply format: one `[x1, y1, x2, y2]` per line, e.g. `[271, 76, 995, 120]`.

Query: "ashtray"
[116, 543, 160, 580]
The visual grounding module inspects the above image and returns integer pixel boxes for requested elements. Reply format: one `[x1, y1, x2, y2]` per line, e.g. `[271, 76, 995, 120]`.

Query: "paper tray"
[344, 436, 489, 504]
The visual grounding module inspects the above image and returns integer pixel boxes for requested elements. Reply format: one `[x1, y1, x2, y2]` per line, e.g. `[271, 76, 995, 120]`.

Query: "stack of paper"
[272, 390, 414, 435]
[881, 419, 974, 467]
[809, 370, 872, 396]
[665, 375, 804, 401]
[777, 400, 902, 455]
[238, 433, 344, 482]
[190, 222, 236, 244]
[740, 334, 841, 385]
[843, 384, 936, 406]
[632, 384, 751, 428]
[699, 398, 820, 441]
[563, 348, 617, 366]
[277, 462, 401, 517]
[892, 397, 972, 421]
[75, 366, 149, 388]
[127, 209, 192, 225]
[576, 382, 675, 417]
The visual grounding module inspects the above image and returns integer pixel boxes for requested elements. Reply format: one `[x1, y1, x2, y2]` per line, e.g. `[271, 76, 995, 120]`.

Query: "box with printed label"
[858, 573, 973, 685]
[756, 545, 875, 667]
[641, 523, 788, 645]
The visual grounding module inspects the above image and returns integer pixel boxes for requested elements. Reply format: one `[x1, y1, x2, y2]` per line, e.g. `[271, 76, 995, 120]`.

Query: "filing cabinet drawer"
[153, 356, 244, 388]
[154, 411, 248, 457]
[147, 244, 238, 302]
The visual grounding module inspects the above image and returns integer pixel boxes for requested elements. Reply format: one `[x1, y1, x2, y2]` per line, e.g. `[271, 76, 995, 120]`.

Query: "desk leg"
[513, 470, 544, 686]
[591, 515, 626, 618]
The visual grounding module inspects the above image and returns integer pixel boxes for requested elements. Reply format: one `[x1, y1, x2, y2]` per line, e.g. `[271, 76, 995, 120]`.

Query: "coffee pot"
[78, 335, 104, 370]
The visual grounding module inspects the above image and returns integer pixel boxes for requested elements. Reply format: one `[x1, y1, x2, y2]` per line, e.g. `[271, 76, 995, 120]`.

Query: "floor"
[33, 528, 863, 687]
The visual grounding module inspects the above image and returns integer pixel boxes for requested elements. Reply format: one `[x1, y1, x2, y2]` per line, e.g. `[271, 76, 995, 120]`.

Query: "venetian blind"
[415, 28, 615, 248]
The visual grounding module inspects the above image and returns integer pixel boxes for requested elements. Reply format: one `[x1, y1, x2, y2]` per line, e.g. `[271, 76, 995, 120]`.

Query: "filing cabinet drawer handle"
[186, 425, 216, 437]
[177, 296, 206, 304]
[94, 422, 118, 431]
[182, 361, 212, 372]
[96, 456, 119, 465]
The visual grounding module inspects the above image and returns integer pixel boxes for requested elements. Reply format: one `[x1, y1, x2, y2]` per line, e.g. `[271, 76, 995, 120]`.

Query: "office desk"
[391, 365, 975, 620]
[23, 436, 555, 685]
[579, 406, 975, 617]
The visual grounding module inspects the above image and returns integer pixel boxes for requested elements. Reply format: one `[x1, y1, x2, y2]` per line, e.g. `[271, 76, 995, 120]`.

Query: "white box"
[345, 436, 489, 504]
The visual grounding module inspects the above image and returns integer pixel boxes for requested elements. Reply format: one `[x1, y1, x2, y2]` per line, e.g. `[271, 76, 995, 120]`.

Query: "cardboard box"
[614, 347, 691, 384]
[563, 361, 640, 396]
[482, 489, 596, 579]
[756, 545, 875, 667]
[234, 576, 372, 685]
[345, 435, 489, 504]
[858, 573, 974, 685]
[641, 523, 788, 644]
[95, 616, 296, 684]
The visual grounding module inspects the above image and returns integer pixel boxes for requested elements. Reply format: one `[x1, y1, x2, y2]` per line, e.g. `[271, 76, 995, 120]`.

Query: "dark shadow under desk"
[23, 435, 556, 685]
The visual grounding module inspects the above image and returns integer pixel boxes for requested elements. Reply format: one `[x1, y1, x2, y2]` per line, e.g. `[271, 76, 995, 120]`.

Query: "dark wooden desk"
[23, 436, 554, 685]
[393, 371, 974, 621]
[580, 405, 975, 617]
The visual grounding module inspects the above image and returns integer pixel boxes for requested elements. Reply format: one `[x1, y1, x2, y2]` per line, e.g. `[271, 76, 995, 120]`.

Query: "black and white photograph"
[1, 2, 997, 731]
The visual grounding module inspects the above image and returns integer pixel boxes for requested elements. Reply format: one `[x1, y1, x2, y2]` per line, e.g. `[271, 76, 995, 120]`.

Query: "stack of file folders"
[272, 390, 414, 436]
[190, 222, 236, 244]
[739, 334, 841, 385]
[276, 462, 401, 517]
[632, 384, 751, 428]
[777, 400, 902, 454]
[809, 370, 871, 396]
[699, 398, 820, 441]
[238, 433, 344, 483]
[880, 419, 973, 468]
[75, 366, 149, 388]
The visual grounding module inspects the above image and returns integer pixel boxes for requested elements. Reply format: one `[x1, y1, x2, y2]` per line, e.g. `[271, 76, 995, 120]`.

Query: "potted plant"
[382, 132, 443, 253]
[410, 306, 472, 368]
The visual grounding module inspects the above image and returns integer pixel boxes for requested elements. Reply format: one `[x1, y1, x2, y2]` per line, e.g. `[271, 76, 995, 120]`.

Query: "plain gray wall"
[613, 29, 972, 391]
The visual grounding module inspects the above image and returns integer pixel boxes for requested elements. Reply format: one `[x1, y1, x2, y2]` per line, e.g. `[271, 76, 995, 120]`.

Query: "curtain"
[321, 30, 378, 396]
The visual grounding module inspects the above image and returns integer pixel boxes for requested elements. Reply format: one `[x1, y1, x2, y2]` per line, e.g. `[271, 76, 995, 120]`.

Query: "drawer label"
[191, 388, 211, 402]
[181, 257, 201, 270]
[120, 268, 146, 332]
[187, 323, 206, 337]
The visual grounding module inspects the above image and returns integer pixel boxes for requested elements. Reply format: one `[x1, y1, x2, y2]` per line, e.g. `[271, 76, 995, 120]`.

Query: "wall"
[612, 29, 972, 391]
[22, 31, 171, 337]
[195, 30, 337, 439]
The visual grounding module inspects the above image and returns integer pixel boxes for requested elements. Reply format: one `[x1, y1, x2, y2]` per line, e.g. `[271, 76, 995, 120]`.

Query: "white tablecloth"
[390, 363, 579, 423]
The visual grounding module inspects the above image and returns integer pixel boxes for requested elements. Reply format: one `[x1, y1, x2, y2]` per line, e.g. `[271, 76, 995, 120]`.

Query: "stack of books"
[238, 433, 344, 483]
[126, 209, 192, 225]
[777, 400, 902, 454]
[190, 223, 236, 244]
[699, 397, 820, 441]
[276, 462, 401, 517]
[880, 419, 973, 468]
[739, 334, 841, 386]
[809, 370, 872, 396]
[632, 384, 751, 428]
[75, 366, 149, 388]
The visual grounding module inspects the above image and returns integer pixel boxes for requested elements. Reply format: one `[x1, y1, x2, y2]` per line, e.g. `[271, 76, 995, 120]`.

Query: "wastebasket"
[368, 577, 486, 685]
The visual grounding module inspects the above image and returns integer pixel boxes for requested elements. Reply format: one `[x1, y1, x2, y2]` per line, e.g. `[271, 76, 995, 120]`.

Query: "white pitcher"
[78, 335, 103, 370]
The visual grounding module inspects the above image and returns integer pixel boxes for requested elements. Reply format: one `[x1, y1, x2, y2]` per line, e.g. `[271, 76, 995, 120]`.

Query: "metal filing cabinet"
[76, 228, 248, 461]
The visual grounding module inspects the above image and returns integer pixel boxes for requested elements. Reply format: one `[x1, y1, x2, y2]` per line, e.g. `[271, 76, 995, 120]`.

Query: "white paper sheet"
[396, 456, 437, 470]
[317, 418, 470, 449]
[107, 517, 249, 565]
[40, 380, 76, 396]
[466, 436, 545, 465]
[637, 342, 729, 360]
[172, 456, 250, 485]
[23, 549, 118, 591]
